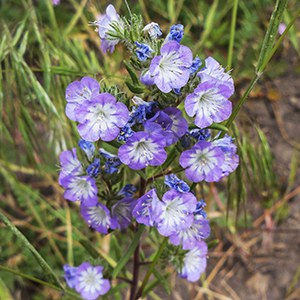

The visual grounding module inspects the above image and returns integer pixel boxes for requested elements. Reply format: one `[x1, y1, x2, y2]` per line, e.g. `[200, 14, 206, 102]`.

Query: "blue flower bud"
[135, 42, 153, 61]
[78, 139, 95, 161]
[86, 158, 101, 177]
[168, 24, 184, 43]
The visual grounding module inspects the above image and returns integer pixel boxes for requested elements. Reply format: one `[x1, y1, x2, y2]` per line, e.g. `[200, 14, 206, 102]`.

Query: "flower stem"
[129, 176, 147, 300]
[130, 235, 141, 300]
[227, 0, 239, 69]
[135, 237, 168, 299]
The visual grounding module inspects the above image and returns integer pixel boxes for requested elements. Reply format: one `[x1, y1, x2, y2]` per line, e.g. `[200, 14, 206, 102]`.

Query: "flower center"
[137, 141, 154, 162]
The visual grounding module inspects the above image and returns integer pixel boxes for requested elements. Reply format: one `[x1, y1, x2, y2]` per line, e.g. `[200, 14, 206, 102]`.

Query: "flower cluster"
[58, 4, 240, 297]
[132, 176, 210, 281]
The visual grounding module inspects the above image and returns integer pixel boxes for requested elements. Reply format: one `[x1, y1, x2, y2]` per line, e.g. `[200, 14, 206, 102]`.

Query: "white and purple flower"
[65, 77, 100, 122]
[197, 57, 234, 94]
[155, 190, 197, 237]
[111, 197, 135, 229]
[143, 22, 162, 39]
[118, 131, 167, 169]
[77, 93, 129, 142]
[163, 107, 188, 143]
[180, 140, 225, 182]
[61, 175, 98, 206]
[169, 214, 210, 250]
[63, 264, 78, 289]
[81, 202, 118, 234]
[178, 242, 208, 282]
[132, 189, 160, 226]
[185, 80, 233, 128]
[97, 4, 123, 53]
[213, 135, 239, 176]
[58, 148, 83, 184]
[75, 262, 110, 300]
[145, 41, 193, 93]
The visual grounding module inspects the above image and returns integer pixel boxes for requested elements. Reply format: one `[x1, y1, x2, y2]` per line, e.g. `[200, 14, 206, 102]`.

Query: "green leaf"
[112, 225, 145, 278]
[124, 61, 140, 85]
[125, 81, 145, 94]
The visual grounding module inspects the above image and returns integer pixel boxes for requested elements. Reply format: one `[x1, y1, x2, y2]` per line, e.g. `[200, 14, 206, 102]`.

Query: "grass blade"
[0, 212, 64, 290]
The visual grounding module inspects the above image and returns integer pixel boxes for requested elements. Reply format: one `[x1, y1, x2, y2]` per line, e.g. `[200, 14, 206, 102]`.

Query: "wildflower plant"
[58, 4, 239, 299]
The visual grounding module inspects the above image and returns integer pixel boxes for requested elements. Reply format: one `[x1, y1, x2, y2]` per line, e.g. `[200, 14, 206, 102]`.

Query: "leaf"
[112, 225, 145, 278]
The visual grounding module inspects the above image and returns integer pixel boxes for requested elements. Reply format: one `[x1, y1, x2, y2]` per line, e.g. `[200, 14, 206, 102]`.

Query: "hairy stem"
[135, 237, 168, 299]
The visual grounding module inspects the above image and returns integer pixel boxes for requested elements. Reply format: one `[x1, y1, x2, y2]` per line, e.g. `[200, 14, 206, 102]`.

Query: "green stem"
[112, 224, 146, 279]
[0, 265, 81, 299]
[227, 0, 239, 69]
[135, 237, 168, 299]
[256, 0, 288, 72]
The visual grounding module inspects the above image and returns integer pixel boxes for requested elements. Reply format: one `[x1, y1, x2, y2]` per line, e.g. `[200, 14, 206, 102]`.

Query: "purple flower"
[169, 214, 210, 250]
[178, 242, 208, 282]
[61, 175, 98, 206]
[81, 202, 118, 234]
[63, 265, 78, 289]
[65, 77, 100, 122]
[76, 93, 129, 142]
[185, 80, 233, 128]
[179, 141, 225, 182]
[75, 262, 110, 300]
[145, 111, 174, 146]
[52, 0, 60, 6]
[144, 107, 188, 147]
[165, 174, 190, 193]
[111, 197, 135, 229]
[58, 148, 83, 184]
[278, 23, 286, 35]
[99, 148, 122, 174]
[86, 158, 101, 177]
[163, 107, 188, 142]
[97, 4, 123, 53]
[135, 42, 153, 61]
[197, 57, 234, 94]
[78, 139, 95, 161]
[155, 190, 197, 236]
[212, 136, 239, 176]
[147, 41, 193, 93]
[132, 189, 160, 226]
[167, 24, 184, 43]
[118, 131, 167, 170]
[143, 22, 162, 39]
[140, 70, 155, 86]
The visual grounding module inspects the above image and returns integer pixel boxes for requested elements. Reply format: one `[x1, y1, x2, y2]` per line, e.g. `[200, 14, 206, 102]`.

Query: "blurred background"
[0, 0, 300, 299]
